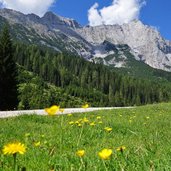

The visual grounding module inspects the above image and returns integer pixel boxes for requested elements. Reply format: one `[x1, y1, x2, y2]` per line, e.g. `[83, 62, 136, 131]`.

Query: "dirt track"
[0, 107, 134, 118]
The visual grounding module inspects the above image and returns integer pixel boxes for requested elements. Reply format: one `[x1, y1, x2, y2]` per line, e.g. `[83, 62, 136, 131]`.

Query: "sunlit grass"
[0, 103, 171, 170]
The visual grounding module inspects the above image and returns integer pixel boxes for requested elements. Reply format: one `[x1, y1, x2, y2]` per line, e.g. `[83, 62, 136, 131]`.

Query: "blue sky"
[50, 0, 171, 40]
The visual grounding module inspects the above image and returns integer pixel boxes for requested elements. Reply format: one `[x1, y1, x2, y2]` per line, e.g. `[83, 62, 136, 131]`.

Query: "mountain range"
[0, 8, 171, 72]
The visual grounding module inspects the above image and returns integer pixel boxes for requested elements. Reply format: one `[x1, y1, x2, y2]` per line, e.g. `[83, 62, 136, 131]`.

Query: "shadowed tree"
[0, 25, 18, 110]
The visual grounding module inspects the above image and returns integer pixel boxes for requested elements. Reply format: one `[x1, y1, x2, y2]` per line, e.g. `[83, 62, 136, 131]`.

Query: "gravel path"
[0, 107, 134, 118]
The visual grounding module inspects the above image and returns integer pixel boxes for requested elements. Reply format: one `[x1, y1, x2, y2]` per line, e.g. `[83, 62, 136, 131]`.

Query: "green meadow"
[0, 103, 171, 171]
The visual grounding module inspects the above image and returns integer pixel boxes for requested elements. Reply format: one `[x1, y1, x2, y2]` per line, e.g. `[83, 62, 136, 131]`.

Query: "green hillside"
[1, 17, 171, 85]
[1, 22, 171, 109]
[14, 43, 171, 109]
[17, 67, 85, 109]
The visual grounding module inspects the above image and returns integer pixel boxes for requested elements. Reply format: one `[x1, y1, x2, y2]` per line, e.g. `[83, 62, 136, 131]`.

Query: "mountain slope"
[0, 8, 171, 72]
[76, 21, 171, 71]
[14, 42, 171, 108]
[0, 8, 93, 58]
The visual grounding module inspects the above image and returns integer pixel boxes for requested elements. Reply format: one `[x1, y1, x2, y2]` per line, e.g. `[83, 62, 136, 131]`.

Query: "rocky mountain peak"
[76, 20, 171, 71]
[0, 8, 171, 71]
[0, 8, 26, 23]
[26, 13, 41, 22]
[42, 11, 81, 29]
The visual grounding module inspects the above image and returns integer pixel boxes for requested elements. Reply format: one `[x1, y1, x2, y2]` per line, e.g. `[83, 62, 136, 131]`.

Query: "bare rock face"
[76, 20, 171, 71]
[41, 11, 81, 29]
[0, 8, 92, 55]
[0, 8, 171, 71]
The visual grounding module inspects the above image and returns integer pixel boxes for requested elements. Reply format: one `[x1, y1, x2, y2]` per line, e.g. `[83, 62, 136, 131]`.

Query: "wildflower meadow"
[0, 103, 171, 170]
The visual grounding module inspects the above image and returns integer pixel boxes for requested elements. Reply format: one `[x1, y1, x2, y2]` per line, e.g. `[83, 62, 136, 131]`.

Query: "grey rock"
[76, 20, 171, 71]
[0, 8, 171, 71]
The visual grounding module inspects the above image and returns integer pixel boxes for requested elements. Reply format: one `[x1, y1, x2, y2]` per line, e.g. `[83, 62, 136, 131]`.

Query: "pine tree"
[0, 25, 18, 110]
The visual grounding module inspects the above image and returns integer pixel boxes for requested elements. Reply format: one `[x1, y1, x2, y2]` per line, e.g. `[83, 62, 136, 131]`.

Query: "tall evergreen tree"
[0, 25, 18, 110]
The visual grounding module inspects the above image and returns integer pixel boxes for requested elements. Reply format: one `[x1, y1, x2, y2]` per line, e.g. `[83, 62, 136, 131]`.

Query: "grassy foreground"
[0, 103, 171, 171]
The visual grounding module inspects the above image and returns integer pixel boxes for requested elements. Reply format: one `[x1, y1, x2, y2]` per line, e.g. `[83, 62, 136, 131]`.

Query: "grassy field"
[0, 103, 171, 171]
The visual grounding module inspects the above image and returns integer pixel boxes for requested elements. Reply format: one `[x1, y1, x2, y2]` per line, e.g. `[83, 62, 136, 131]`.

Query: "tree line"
[14, 42, 171, 108]
[0, 24, 170, 110]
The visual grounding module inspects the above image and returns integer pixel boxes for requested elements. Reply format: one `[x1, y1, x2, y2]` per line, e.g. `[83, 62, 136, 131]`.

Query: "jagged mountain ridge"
[76, 22, 171, 71]
[0, 8, 171, 71]
[0, 8, 93, 57]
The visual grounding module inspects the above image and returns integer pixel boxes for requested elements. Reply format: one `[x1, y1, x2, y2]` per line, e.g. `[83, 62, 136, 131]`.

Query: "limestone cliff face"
[0, 8, 171, 71]
[76, 20, 171, 71]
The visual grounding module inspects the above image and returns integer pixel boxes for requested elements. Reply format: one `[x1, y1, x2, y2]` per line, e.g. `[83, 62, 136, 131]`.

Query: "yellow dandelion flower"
[98, 149, 112, 160]
[3, 142, 26, 155]
[76, 150, 85, 157]
[96, 116, 101, 119]
[90, 122, 95, 126]
[82, 117, 89, 123]
[75, 121, 79, 124]
[69, 121, 74, 125]
[82, 104, 89, 109]
[104, 127, 112, 132]
[116, 146, 126, 152]
[45, 105, 60, 116]
[78, 123, 82, 127]
[98, 121, 103, 124]
[67, 114, 73, 116]
[34, 141, 41, 147]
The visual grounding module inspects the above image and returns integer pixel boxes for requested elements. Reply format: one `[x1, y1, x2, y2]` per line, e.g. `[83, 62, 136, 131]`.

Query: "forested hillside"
[14, 43, 171, 109]
[17, 67, 85, 109]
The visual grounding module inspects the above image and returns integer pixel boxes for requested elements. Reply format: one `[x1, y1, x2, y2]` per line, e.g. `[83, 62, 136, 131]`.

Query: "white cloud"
[0, 0, 55, 16]
[88, 0, 146, 26]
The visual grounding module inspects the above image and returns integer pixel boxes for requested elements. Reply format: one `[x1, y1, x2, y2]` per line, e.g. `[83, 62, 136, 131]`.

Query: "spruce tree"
[0, 25, 18, 110]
